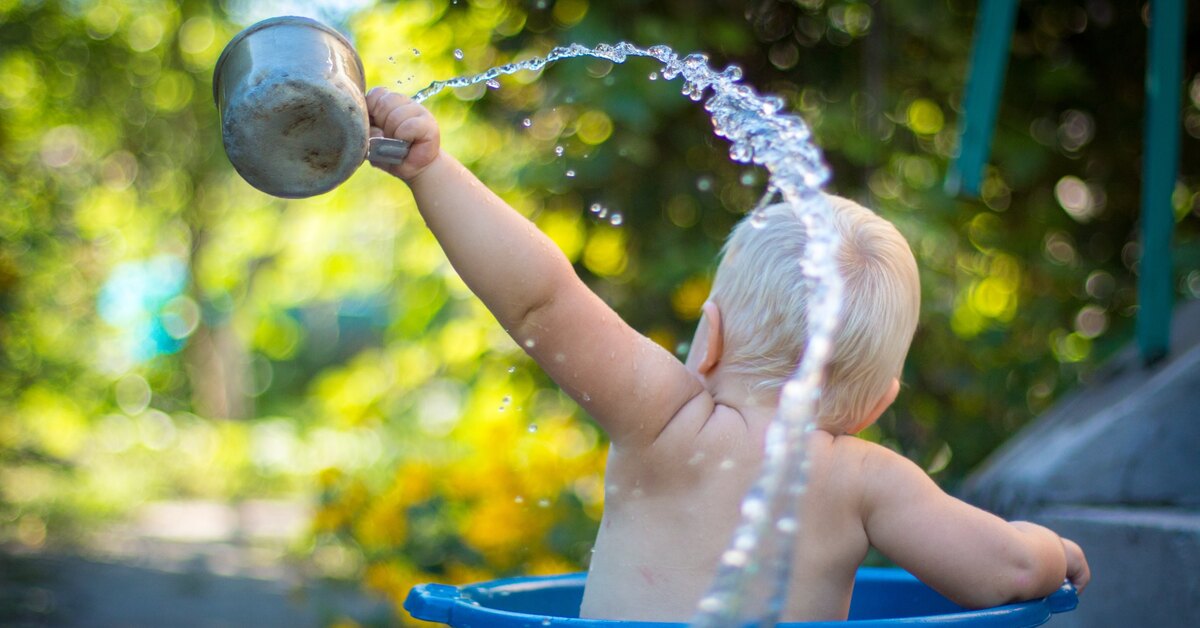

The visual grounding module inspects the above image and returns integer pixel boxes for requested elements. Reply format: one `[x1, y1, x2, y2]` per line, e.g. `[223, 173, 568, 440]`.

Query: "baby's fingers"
[366, 87, 406, 115]
[364, 86, 439, 180]
[380, 102, 429, 141]
[1062, 538, 1090, 594]
[366, 88, 415, 134]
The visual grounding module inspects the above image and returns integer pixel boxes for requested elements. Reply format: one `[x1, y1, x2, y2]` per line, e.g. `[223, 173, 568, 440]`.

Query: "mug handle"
[367, 137, 411, 165]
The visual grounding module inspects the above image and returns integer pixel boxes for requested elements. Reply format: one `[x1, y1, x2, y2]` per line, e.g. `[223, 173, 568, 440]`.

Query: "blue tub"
[405, 567, 1078, 626]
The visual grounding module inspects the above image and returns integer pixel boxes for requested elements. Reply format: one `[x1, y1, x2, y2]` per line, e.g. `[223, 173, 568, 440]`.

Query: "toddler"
[364, 88, 1089, 622]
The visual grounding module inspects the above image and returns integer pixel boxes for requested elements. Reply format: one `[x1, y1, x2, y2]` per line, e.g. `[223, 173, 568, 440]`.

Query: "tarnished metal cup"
[213, 16, 409, 198]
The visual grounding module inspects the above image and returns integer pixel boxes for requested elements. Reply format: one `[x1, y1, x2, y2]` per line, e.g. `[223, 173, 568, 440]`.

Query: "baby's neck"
[704, 372, 860, 438]
[704, 370, 777, 414]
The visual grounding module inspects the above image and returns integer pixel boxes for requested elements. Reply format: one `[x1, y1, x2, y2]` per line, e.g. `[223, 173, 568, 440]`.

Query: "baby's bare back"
[579, 406, 872, 622]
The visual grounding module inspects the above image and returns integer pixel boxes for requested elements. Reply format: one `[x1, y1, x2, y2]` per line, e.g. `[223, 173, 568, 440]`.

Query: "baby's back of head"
[708, 194, 920, 432]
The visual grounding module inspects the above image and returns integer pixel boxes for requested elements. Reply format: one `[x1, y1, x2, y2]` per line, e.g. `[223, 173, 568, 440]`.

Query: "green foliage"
[1, 0, 1198, 621]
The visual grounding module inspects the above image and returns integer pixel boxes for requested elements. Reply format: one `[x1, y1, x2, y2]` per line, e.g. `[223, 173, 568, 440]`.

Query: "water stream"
[413, 42, 843, 627]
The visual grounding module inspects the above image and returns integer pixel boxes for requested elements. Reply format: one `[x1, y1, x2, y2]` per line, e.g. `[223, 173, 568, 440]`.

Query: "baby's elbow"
[989, 522, 1068, 605]
[950, 556, 1063, 609]
[997, 554, 1065, 605]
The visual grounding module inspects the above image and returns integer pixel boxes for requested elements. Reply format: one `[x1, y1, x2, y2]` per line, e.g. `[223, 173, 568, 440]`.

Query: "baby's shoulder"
[811, 433, 933, 509]
[806, 432, 906, 492]
[808, 430, 882, 464]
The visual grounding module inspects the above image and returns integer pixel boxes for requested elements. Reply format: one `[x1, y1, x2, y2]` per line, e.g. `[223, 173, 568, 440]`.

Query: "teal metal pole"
[1137, 0, 1187, 364]
[947, 0, 1018, 196]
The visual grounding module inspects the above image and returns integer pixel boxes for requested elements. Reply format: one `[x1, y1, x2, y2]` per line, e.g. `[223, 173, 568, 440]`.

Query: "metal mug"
[213, 16, 409, 199]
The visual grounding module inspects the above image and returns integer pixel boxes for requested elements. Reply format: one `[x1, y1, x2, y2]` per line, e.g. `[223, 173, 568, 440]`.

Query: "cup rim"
[212, 15, 365, 107]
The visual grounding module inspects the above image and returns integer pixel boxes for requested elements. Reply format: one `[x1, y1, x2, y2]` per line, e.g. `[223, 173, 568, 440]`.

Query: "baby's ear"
[849, 378, 899, 434]
[698, 301, 724, 374]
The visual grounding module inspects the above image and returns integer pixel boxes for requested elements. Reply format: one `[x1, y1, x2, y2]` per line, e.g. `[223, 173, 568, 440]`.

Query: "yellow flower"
[392, 461, 436, 506]
[317, 467, 344, 489]
[312, 505, 346, 533]
[527, 552, 579, 576]
[444, 561, 495, 586]
[461, 495, 546, 560]
[354, 500, 408, 551]
[364, 561, 428, 612]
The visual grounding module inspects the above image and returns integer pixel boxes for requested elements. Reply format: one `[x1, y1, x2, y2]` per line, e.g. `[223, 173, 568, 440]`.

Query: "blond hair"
[707, 195, 920, 432]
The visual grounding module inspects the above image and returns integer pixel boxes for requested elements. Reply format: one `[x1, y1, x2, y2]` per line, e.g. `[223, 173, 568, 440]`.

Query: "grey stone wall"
[962, 300, 1200, 628]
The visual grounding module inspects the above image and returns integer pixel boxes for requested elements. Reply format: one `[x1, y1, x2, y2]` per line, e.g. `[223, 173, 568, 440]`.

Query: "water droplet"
[698, 596, 723, 613]
[554, 145, 565, 157]
[387, 55, 395, 63]
[515, 495, 524, 504]
[524, 338, 536, 348]
[522, 118, 532, 127]
[776, 517, 798, 533]
[610, 213, 624, 226]
[502, 395, 512, 404]
[528, 423, 538, 433]
[486, 78, 500, 89]
[722, 549, 748, 567]
[507, 366, 517, 373]
[719, 459, 735, 470]
[589, 203, 603, 214]
[696, 176, 713, 191]
[648, 71, 659, 81]
[644, 45, 673, 62]
[541, 619, 552, 626]
[741, 497, 766, 519]
[565, 170, 576, 178]
[538, 498, 551, 508]
[412, 48, 421, 56]
[453, 49, 464, 60]
[740, 172, 756, 185]
[582, 392, 591, 402]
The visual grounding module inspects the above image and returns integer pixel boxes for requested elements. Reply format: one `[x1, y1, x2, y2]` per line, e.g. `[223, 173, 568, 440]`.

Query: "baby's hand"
[1062, 537, 1090, 593]
[365, 87, 440, 181]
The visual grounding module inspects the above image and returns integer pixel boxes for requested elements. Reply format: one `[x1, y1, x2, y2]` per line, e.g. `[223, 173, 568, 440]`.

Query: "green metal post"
[947, 0, 1018, 196]
[1137, 0, 1187, 364]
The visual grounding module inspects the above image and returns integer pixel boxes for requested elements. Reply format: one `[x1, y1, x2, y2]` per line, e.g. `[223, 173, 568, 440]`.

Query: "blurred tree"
[0, 0, 236, 537]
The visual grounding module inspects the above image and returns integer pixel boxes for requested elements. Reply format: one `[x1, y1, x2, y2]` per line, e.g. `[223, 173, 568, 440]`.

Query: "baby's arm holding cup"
[364, 88, 704, 449]
[862, 445, 1089, 608]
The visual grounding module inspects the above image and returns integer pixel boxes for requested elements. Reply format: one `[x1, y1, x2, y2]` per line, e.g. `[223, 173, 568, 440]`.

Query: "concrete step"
[1031, 506, 1200, 628]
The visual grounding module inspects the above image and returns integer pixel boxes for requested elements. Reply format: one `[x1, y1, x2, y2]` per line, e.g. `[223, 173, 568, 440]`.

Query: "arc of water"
[412, 43, 843, 627]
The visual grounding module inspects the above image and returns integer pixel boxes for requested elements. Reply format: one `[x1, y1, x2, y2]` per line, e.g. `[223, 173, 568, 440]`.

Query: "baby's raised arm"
[860, 444, 1089, 608]
[365, 88, 705, 448]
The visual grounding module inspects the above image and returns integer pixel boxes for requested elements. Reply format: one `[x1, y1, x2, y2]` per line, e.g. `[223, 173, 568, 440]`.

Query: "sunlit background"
[1, 0, 1197, 625]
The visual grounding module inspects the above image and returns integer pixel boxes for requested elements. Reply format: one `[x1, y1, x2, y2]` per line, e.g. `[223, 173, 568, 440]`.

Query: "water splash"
[412, 42, 842, 627]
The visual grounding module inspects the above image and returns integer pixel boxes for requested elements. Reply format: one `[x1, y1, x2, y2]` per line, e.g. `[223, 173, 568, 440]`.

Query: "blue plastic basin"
[404, 567, 1078, 626]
